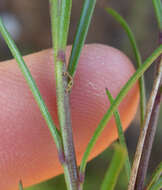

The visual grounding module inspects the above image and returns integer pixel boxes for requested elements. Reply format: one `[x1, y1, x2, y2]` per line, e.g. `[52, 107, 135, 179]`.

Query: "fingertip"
[0, 44, 139, 190]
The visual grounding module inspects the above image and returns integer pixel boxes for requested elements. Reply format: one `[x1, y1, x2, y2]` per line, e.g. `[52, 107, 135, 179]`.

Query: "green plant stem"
[146, 162, 162, 190]
[79, 45, 162, 176]
[133, 58, 162, 190]
[50, 1, 79, 189]
[68, 0, 96, 77]
[106, 89, 131, 180]
[101, 144, 127, 190]
[129, 3, 162, 189]
[106, 8, 146, 125]
[0, 17, 63, 154]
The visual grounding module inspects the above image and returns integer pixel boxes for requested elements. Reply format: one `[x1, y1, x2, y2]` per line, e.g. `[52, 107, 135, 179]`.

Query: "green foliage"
[153, 0, 162, 31]
[148, 177, 162, 190]
[0, 0, 162, 189]
[68, 0, 96, 77]
[0, 17, 62, 152]
[146, 162, 162, 190]
[50, 1, 78, 190]
[106, 89, 131, 180]
[80, 44, 162, 177]
[106, 8, 146, 125]
[101, 144, 127, 190]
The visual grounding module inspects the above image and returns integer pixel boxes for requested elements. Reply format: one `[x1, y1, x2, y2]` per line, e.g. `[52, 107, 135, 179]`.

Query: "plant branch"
[133, 33, 162, 190]
[128, 54, 162, 190]
[128, 2, 162, 188]
[61, 65, 79, 190]
[134, 58, 162, 190]
[50, 1, 79, 189]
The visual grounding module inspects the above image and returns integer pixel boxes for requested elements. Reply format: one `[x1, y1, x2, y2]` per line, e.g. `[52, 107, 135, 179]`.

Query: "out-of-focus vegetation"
[0, 0, 161, 189]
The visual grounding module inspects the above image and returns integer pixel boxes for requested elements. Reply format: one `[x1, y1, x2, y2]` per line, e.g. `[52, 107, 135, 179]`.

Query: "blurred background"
[0, 0, 161, 189]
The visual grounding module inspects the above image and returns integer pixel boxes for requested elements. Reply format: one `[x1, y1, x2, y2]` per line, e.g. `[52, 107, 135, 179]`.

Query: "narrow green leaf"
[68, 0, 96, 77]
[106, 89, 131, 180]
[0, 17, 62, 153]
[146, 162, 162, 190]
[153, 0, 162, 31]
[79, 45, 162, 175]
[106, 8, 146, 125]
[101, 144, 127, 190]
[148, 177, 162, 190]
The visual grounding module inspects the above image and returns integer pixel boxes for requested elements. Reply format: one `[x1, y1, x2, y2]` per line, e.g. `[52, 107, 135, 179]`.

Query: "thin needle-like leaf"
[148, 177, 162, 190]
[106, 89, 131, 180]
[130, 1, 162, 188]
[133, 59, 162, 190]
[0, 17, 62, 152]
[68, 0, 96, 77]
[146, 162, 162, 190]
[106, 8, 146, 125]
[79, 45, 162, 176]
[101, 144, 126, 190]
[153, 0, 162, 31]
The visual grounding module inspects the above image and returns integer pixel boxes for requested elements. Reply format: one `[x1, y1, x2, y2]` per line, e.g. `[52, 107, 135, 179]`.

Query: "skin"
[0, 44, 139, 190]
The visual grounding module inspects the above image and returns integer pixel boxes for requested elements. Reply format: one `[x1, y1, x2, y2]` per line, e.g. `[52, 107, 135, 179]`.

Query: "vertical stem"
[49, 1, 79, 189]
[59, 60, 79, 190]
[128, 43, 162, 190]
[134, 33, 162, 190]
[135, 79, 162, 190]
[129, 2, 162, 187]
